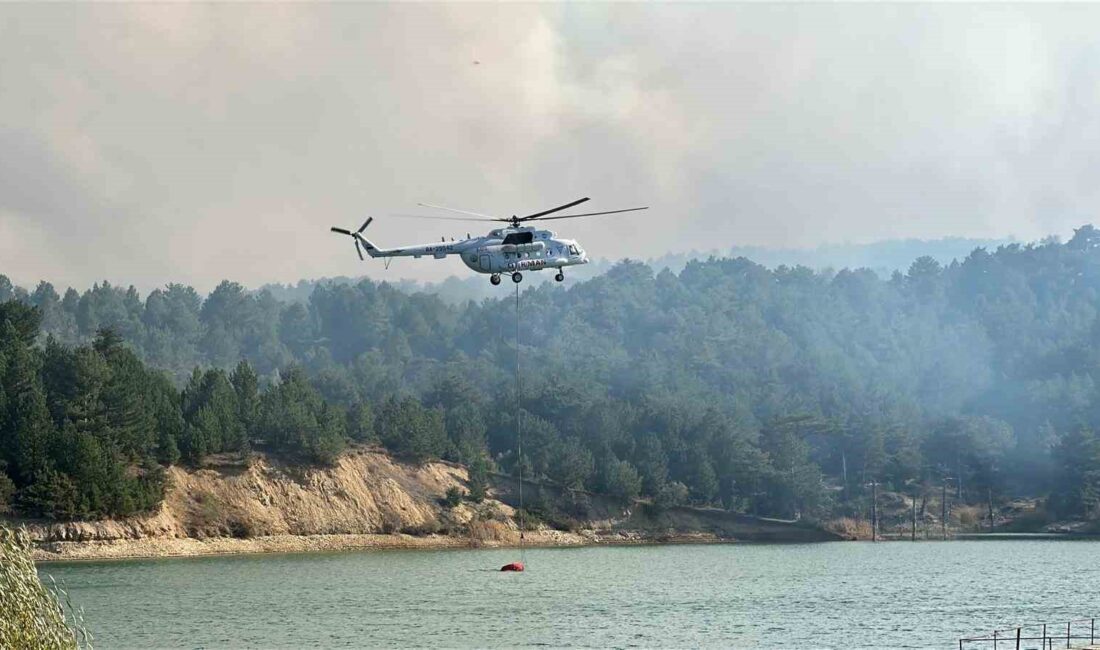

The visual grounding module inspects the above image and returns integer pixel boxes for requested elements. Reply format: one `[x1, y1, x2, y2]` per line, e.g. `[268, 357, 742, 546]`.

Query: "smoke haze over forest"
[3, 4, 1100, 291]
[13, 7, 1100, 648]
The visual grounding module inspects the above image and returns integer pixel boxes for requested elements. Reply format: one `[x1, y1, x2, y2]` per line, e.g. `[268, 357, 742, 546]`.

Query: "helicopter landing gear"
[490, 274, 501, 286]
[555, 271, 565, 282]
[511, 272, 523, 284]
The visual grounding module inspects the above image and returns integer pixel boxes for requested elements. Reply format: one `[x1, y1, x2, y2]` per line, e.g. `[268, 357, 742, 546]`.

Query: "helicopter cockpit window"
[502, 232, 534, 245]
[568, 244, 579, 255]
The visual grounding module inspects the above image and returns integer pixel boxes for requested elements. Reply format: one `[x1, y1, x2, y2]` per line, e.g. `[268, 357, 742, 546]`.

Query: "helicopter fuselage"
[358, 225, 588, 280]
[459, 227, 588, 275]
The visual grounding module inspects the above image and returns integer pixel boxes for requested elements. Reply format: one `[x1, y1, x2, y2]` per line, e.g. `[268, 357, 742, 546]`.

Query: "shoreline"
[32, 530, 734, 563]
[32, 528, 1095, 564]
[12, 450, 841, 563]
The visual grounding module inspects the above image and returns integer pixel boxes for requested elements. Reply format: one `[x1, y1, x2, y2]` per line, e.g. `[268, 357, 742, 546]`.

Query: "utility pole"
[987, 487, 995, 533]
[940, 476, 957, 541]
[911, 491, 917, 541]
[871, 480, 878, 542]
[842, 451, 848, 503]
[941, 478, 948, 541]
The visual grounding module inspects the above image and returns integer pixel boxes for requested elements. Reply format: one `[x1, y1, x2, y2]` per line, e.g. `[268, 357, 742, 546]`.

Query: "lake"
[41, 540, 1100, 649]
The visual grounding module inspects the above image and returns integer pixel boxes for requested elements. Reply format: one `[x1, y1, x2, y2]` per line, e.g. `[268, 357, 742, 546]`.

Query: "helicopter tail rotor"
[330, 217, 374, 260]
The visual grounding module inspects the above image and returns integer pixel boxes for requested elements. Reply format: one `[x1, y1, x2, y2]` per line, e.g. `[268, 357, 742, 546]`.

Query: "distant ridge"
[255, 235, 1015, 304]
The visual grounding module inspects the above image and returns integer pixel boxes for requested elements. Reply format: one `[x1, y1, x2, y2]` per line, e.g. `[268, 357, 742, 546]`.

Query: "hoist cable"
[516, 282, 526, 567]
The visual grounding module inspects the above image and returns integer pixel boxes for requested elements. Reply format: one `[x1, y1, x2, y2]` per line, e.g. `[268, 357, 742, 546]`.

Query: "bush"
[514, 508, 541, 531]
[655, 481, 689, 510]
[466, 518, 514, 546]
[187, 492, 227, 538]
[0, 524, 91, 649]
[823, 517, 873, 540]
[400, 520, 444, 536]
[954, 505, 982, 529]
[443, 486, 464, 508]
[379, 510, 404, 534]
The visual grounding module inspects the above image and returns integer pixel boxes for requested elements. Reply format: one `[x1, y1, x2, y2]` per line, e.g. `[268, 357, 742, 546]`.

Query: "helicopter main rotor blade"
[533, 206, 650, 221]
[392, 213, 499, 223]
[417, 203, 500, 219]
[518, 197, 590, 220]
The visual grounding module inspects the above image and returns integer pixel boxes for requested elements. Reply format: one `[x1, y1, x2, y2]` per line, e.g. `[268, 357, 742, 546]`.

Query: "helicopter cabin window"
[502, 232, 534, 245]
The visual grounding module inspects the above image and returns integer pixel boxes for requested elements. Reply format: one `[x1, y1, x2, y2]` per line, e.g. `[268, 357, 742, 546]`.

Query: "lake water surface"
[42, 540, 1100, 649]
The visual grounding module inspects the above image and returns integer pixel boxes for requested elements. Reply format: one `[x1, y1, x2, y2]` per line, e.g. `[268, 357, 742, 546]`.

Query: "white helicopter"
[330, 198, 647, 285]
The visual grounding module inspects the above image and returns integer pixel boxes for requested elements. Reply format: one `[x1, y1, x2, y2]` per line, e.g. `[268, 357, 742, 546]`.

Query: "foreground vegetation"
[6, 227, 1100, 526]
[0, 524, 89, 648]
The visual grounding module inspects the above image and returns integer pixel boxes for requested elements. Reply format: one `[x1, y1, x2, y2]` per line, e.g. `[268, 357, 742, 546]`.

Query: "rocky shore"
[8, 448, 838, 562]
[30, 529, 739, 562]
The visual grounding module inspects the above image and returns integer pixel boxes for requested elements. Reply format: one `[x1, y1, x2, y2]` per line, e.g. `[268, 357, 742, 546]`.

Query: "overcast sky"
[2, 3, 1099, 292]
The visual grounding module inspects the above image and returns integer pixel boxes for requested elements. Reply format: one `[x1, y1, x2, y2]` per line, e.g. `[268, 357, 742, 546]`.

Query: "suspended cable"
[516, 282, 526, 567]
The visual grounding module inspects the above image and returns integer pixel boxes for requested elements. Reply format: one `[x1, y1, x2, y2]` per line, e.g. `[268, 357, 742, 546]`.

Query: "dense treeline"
[0, 302, 369, 518]
[6, 226, 1100, 522]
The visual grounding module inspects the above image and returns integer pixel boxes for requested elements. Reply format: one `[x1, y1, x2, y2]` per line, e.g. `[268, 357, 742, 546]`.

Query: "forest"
[4, 227, 1100, 524]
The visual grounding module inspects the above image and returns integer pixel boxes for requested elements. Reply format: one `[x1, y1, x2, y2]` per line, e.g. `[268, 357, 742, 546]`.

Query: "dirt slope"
[16, 449, 479, 542]
[9, 448, 838, 560]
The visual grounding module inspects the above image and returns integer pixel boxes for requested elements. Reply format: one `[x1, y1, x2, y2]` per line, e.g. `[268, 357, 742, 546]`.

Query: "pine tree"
[101, 344, 156, 457]
[230, 360, 259, 445]
[603, 458, 642, 500]
[375, 396, 448, 463]
[444, 402, 487, 463]
[1051, 427, 1100, 519]
[1, 339, 54, 484]
[16, 470, 79, 520]
[634, 433, 669, 496]
[66, 347, 111, 445]
[306, 402, 346, 464]
[346, 401, 376, 443]
[181, 368, 243, 456]
[467, 454, 491, 503]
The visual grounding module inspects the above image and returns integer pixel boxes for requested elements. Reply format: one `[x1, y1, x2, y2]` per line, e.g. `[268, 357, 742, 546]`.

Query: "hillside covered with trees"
[5, 227, 1100, 525]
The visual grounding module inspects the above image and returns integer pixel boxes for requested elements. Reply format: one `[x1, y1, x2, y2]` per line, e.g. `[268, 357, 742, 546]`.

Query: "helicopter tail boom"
[355, 234, 388, 257]
[347, 219, 469, 259]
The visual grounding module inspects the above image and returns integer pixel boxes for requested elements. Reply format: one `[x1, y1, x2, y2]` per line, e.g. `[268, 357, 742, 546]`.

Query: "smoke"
[2, 3, 1099, 291]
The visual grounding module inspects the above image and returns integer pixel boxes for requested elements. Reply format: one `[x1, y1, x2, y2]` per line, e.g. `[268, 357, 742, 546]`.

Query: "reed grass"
[0, 525, 92, 649]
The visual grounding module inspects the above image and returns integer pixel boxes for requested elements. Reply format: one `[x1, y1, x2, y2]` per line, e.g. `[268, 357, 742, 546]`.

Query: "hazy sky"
[2, 3, 1099, 292]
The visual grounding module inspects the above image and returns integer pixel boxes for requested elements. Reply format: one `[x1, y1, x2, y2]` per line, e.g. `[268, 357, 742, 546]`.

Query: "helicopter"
[330, 197, 648, 285]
